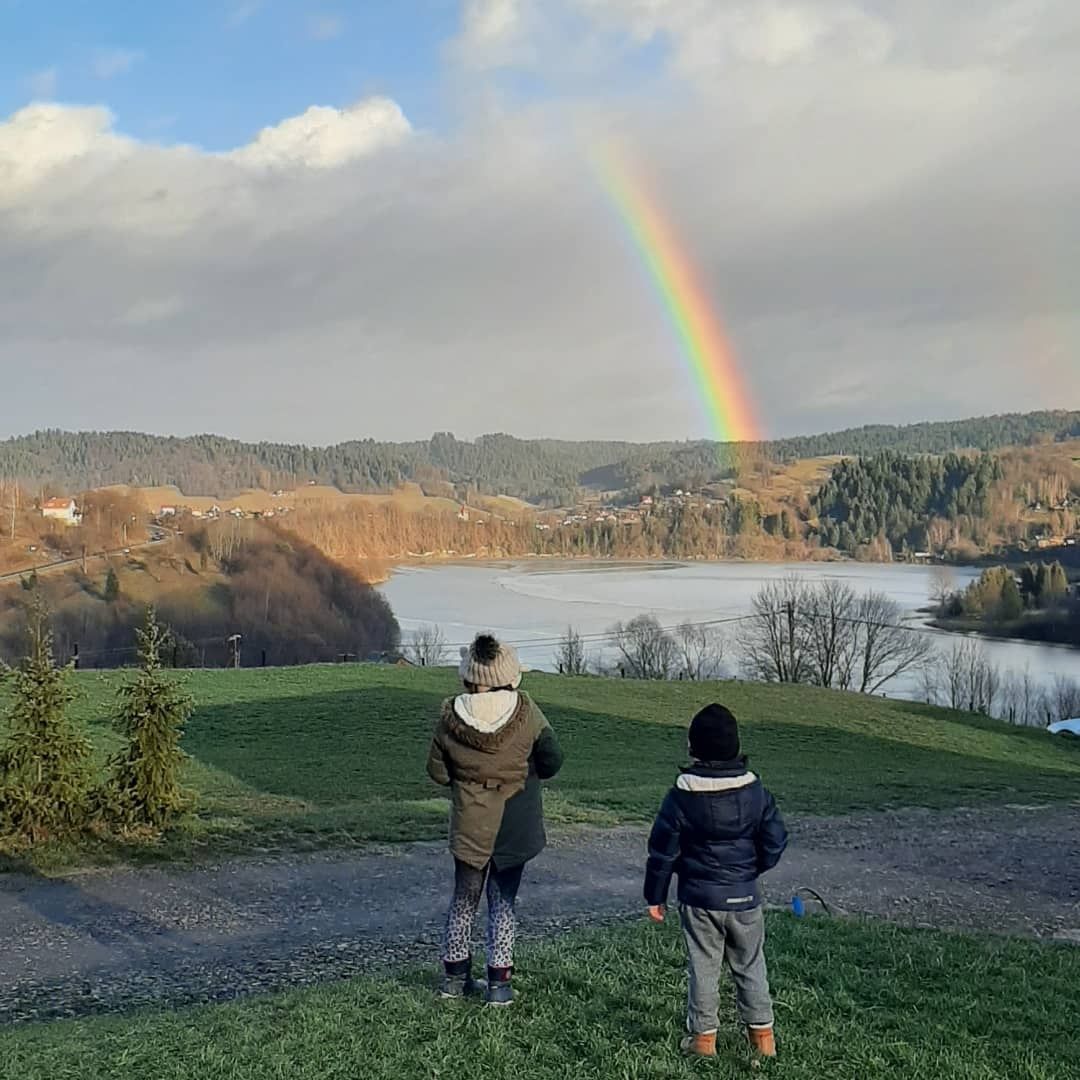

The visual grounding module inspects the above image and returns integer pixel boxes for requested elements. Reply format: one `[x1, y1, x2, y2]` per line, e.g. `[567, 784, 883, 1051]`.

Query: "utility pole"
[227, 633, 242, 669]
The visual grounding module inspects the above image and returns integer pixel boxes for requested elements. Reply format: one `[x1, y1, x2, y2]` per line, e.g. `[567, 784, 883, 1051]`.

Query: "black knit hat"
[688, 704, 740, 762]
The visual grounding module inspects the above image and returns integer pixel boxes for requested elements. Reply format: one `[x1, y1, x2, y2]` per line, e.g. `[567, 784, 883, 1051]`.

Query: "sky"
[1, 0, 1078, 445]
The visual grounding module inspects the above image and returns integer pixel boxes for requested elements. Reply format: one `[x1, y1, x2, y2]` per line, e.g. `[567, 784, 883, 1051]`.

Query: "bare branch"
[405, 624, 450, 667]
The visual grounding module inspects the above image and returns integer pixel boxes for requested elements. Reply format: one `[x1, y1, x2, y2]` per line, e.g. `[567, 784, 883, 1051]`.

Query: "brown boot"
[680, 1032, 717, 1058]
[748, 1024, 777, 1058]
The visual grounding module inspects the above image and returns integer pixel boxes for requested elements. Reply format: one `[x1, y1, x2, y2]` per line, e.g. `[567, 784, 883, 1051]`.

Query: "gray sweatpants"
[680, 905, 774, 1034]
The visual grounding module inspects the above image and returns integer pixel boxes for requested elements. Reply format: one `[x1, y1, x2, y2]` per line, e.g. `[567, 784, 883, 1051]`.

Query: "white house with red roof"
[41, 497, 80, 525]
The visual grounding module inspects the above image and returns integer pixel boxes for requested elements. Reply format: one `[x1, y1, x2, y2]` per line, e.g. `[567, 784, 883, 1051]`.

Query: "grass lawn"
[1, 914, 1076, 1079]
[3, 664, 1078, 867]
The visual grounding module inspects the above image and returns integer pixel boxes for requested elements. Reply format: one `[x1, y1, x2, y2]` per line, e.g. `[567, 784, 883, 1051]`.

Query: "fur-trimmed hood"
[440, 692, 530, 753]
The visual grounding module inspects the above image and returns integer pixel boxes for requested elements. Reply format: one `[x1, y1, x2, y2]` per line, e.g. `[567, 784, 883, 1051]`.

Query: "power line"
[423, 605, 954, 656]
[430, 612, 766, 653]
[61, 604, 960, 665]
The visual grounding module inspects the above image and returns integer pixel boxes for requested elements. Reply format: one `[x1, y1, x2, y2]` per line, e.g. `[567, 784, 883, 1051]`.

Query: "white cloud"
[0, 104, 135, 200]
[571, 0, 894, 68]
[0, 3, 1078, 443]
[451, 0, 534, 68]
[26, 67, 58, 100]
[228, 98, 410, 168]
[92, 48, 144, 79]
[307, 14, 344, 41]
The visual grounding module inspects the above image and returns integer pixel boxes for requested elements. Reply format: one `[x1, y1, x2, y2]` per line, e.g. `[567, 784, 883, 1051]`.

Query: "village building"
[40, 497, 80, 525]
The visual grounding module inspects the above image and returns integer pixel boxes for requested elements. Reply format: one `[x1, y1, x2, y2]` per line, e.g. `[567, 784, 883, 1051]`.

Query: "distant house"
[40, 497, 80, 525]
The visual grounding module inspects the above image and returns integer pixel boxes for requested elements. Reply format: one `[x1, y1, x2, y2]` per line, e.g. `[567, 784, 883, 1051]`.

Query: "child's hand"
[647, 905, 666, 923]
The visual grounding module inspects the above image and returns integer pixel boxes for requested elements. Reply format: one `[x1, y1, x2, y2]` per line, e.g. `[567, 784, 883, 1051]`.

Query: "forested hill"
[2, 410, 1077, 504]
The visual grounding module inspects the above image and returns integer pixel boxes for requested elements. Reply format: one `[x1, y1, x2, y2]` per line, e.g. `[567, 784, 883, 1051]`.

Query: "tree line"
[282, 497, 814, 577]
[3, 410, 1077, 503]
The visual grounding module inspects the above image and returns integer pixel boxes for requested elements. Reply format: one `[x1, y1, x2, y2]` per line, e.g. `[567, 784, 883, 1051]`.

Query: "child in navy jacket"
[644, 704, 788, 1060]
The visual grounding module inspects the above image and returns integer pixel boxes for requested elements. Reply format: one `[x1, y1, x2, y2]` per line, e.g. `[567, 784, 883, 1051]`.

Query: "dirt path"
[0, 803, 1076, 1024]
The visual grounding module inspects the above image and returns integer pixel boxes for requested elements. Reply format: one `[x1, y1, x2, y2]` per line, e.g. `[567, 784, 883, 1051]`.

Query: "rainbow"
[592, 140, 761, 444]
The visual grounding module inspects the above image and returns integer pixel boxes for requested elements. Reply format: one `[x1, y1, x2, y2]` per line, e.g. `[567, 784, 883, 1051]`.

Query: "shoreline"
[927, 615, 1080, 653]
[379, 557, 1080, 657]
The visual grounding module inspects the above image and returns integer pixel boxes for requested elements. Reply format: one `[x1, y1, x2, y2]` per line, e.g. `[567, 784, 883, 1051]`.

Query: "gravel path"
[0, 803, 1076, 1024]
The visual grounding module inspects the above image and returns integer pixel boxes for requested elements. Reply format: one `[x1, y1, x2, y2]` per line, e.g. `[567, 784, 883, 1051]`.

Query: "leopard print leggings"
[442, 860, 525, 970]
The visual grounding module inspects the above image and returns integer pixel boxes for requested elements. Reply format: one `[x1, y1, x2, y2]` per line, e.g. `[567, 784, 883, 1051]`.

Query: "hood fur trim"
[676, 771, 757, 793]
[442, 692, 530, 752]
[453, 690, 520, 733]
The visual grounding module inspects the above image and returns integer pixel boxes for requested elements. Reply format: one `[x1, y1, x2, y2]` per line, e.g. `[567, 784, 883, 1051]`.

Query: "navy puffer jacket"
[644, 760, 788, 911]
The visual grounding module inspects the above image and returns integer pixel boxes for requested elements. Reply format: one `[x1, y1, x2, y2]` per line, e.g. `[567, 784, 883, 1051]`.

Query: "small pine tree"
[0, 593, 92, 845]
[1019, 563, 1039, 607]
[105, 607, 194, 830]
[1047, 562, 1069, 603]
[1035, 563, 1052, 607]
[997, 574, 1024, 622]
[104, 567, 120, 603]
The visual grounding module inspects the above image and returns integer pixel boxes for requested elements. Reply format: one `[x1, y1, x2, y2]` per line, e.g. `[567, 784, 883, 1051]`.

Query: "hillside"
[2, 666, 1078, 1080]
[6, 665, 1074, 866]
[2, 410, 1078, 504]
[0, 522, 399, 668]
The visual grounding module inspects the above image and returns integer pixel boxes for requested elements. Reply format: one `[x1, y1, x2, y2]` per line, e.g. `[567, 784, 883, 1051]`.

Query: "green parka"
[427, 691, 563, 870]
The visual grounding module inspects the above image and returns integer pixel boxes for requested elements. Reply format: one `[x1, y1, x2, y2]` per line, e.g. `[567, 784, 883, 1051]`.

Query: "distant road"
[0, 530, 173, 585]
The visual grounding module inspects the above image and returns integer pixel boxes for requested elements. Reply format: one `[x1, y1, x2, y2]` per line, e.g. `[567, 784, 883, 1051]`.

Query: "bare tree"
[738, 577, 813, 684]
[1044, 675, 1080, 725]
[676, 622, 726, 681]
[205, 518, 251, 563]
[802, 579, 858, 689]
[1018, 668, 1041, 728]
[406, 624, 450, 667]
[928, 565, 957, 615]
[937, 639, 974, 710]
[919, 659, 941, 707]
[934, 639, 998, 715]
[997, 673, 1023, 726]
[609, 614, 678, 680]
[554, 625, 588, 676]
[852, 592, 935, 695]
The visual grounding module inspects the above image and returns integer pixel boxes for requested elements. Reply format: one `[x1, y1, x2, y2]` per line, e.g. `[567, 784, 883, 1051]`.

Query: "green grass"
[3, 665, 1078, 868]
[1, 914, 1076, 1079]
